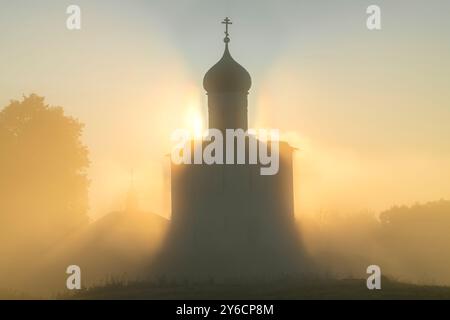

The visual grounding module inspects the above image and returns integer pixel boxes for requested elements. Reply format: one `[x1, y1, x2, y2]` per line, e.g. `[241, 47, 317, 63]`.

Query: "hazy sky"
[1, 0, 450, 219]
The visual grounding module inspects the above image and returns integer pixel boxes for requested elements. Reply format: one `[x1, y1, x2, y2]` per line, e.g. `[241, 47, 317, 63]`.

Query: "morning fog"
[171, 129, 280, 176]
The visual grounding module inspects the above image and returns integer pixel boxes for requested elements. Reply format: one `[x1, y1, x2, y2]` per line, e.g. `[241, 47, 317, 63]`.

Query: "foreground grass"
[62, 277, 450, 300]
[0, 289, 38, 300]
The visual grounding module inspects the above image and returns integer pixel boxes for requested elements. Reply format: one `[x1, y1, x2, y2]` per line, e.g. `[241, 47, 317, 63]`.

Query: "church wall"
[168, 140, 298, 277]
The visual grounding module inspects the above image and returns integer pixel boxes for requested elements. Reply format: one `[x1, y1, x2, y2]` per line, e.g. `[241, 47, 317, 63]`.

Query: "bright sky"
[1, 0, 450, 219]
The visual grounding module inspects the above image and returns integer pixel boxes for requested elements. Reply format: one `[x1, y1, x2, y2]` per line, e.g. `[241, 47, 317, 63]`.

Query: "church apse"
[153, 18, 308, 280]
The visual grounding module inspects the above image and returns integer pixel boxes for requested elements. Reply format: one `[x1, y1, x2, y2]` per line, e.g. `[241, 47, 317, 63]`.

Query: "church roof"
[203, 18, 252, 94]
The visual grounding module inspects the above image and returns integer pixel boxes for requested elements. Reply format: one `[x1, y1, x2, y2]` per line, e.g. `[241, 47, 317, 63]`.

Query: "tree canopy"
[0, 94, 89, 253]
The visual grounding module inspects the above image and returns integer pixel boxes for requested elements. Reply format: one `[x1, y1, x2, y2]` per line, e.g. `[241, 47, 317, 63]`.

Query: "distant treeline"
[303, 199, 450, 285]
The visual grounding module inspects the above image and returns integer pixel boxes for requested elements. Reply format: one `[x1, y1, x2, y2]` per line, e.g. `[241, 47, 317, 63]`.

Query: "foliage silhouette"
[0, 94, 89, 258]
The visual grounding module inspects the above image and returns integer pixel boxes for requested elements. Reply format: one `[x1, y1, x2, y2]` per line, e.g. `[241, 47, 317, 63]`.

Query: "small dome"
[203, 44, 252, 94]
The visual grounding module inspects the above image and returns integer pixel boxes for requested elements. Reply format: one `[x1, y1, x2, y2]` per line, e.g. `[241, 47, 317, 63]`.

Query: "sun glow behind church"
[185, 105, 205, 140]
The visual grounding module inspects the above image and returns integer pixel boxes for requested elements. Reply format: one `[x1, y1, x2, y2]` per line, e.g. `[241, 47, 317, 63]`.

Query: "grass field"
[60, 277, 450, 300]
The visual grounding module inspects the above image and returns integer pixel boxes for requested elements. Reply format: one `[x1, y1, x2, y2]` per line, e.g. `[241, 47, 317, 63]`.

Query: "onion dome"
[203, 18, 252, 94]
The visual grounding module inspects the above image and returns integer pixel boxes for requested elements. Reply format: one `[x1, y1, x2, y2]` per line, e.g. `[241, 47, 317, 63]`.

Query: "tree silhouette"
[0, 94, 89, 253]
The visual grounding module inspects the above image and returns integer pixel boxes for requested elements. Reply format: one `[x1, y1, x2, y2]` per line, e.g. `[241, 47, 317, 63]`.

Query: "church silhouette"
[153, 18, 307, 280]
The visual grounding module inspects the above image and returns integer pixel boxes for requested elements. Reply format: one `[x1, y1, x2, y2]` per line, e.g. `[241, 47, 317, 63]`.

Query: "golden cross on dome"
[222, 17, 232, 43]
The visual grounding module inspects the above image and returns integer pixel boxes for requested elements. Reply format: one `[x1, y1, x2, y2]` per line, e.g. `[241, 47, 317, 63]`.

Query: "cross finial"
[222, 17, 232, 44]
